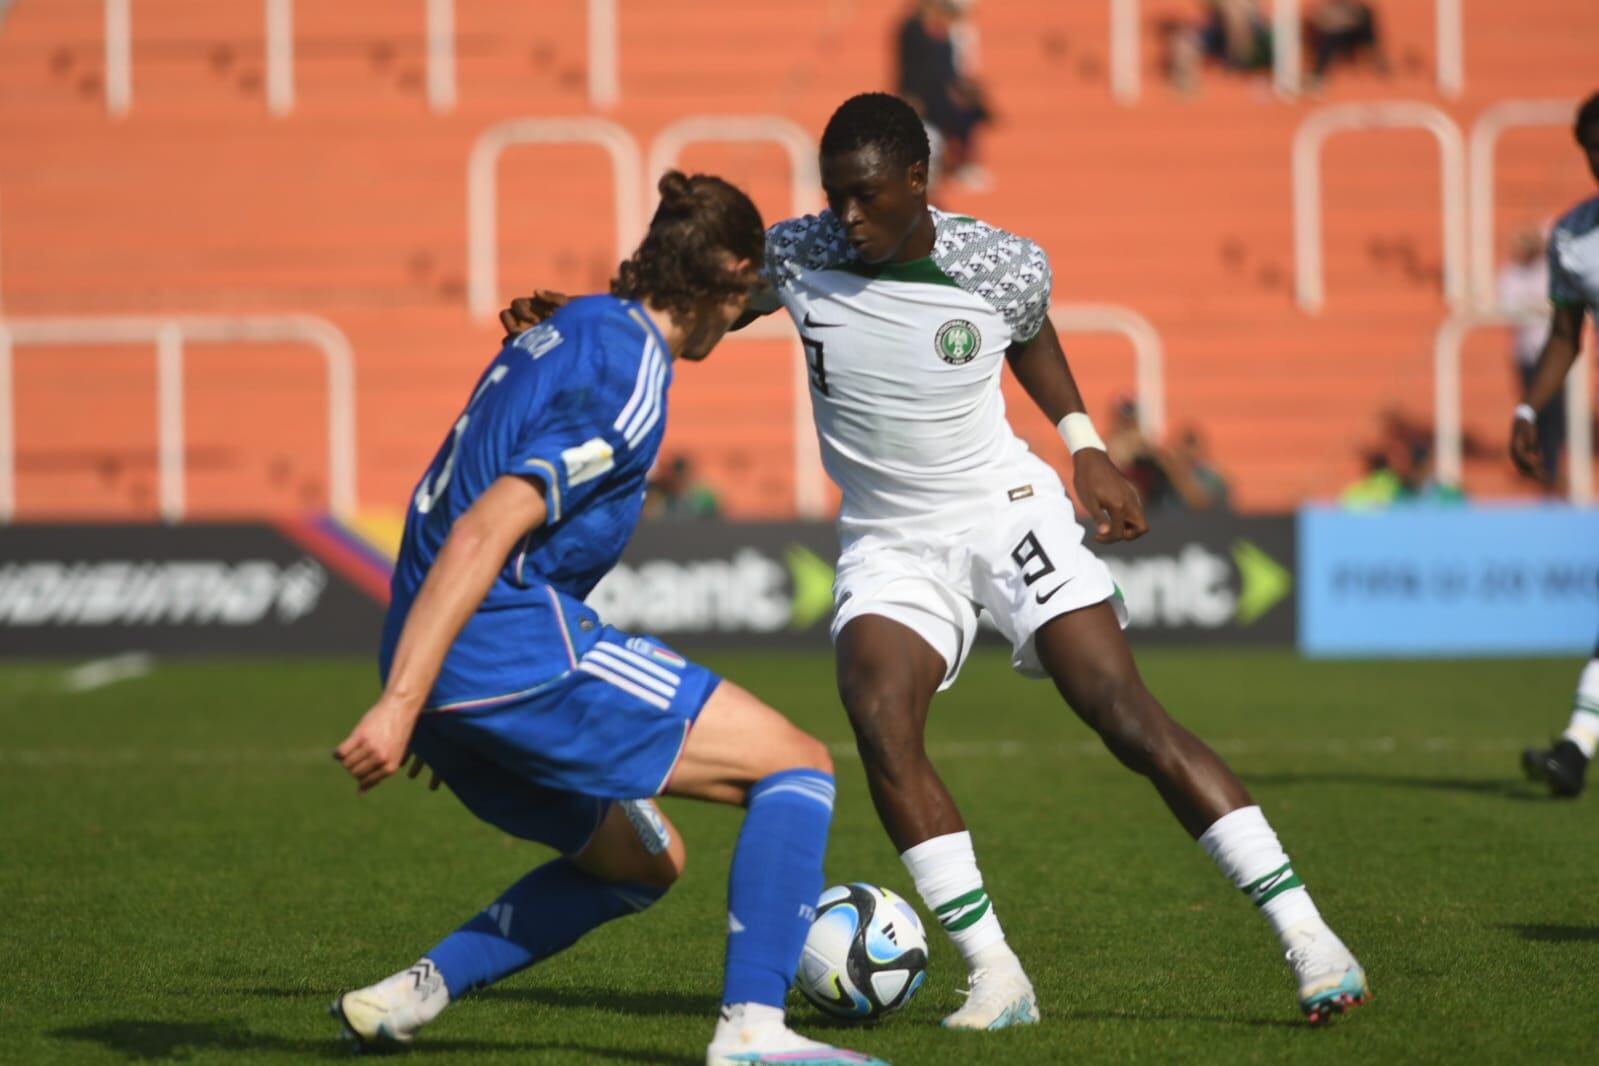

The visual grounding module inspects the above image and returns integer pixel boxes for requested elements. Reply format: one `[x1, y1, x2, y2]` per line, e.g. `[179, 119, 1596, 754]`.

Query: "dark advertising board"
[592, 514, 1296, 648]
[0, 523, 386, 657]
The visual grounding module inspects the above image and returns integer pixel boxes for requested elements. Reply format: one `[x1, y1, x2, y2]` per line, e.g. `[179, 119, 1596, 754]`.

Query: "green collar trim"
[827, 256, 960, 287]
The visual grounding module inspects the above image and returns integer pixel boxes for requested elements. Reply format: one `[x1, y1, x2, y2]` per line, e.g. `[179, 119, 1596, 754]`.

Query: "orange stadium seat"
[0, 0, 1594, 518]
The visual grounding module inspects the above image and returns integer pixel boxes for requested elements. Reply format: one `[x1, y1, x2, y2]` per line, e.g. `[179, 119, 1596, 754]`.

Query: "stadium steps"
[0, 0, 1594, 517]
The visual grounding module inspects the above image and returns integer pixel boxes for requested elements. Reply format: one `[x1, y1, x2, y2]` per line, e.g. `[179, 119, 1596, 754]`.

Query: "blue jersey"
[381, 295, 674, 708]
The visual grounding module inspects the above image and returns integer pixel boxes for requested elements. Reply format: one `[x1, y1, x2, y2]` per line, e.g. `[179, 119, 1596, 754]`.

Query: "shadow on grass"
[1056, 1009, 1304, 1031]
[52, 1018, 698, 1064]
[1243, 771, 1543, 801]
[478, 984, 717, 1018]
[1503, 923, 1599, 943]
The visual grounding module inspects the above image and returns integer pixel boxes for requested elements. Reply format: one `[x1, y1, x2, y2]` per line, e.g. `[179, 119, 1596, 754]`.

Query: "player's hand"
[1509, 416, 1548, 483]
[1073, 449, 1149, 543]
[333, 698, 417, 794]
[500, 290, 570, 339]
[405, 753, 443, 792]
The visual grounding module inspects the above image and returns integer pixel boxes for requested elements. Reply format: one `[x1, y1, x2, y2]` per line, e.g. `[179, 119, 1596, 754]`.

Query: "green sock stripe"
[934, 888, 988, 917]
[1242, 862, 1304, 907]
[943, 896, 993, 932]
[1575, 698, 1599, 717]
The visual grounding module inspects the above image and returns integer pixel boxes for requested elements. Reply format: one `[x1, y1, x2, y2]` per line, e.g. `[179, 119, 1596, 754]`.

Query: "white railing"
[102, 0, 297, 116]
[645, 116, 822, 221]
[265, 0, 293, 116]
[1293, 102, 1467, 314]
[1273, 0, 1301, 98]
[1051, 304, 1166, 441]
[1109, 0, 1139, 105]
[588, 0, 618, 110]
[426, 0, 456, 113]
[104, 0, 131, 117]
[1435, 0, 1463, 99]
[0, 315, 357, 522]
[466, 118, 644, 321]
[1468, 99, 1577, 309]
[1433, 312, 1592, 504]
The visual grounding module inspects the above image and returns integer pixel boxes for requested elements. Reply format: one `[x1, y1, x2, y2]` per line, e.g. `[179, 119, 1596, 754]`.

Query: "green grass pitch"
[5, 649, 1598, 1064]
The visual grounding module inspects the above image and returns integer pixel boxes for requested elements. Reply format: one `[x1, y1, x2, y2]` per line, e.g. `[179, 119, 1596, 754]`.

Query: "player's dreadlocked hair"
[611, 171, 766, 316]
[820, 92, 931, 171]
[1576, 91, 1599, 145]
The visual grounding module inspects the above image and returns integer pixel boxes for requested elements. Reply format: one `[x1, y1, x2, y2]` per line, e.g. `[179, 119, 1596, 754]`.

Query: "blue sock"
[427, 858, 665, 997]
[723, 768, 835, 1008]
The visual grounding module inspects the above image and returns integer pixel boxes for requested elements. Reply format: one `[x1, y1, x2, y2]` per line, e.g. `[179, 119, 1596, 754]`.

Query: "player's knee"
[779, 729, 834, 777]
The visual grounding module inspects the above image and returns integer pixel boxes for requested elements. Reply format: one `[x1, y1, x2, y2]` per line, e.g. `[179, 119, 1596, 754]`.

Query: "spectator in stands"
[1307, 0, 1388, 82]
[1341, 410, 1466, 508]
[896, 0, 992, 190]
[1153, 427, 1233, 511]
[645, 455, 721, 521]
[1165, 0, 1273, 94]
[1498, 227, 1565, 486]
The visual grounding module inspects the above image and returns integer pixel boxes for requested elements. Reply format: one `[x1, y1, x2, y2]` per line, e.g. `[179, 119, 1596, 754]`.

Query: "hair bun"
[656, 170, 696, 215]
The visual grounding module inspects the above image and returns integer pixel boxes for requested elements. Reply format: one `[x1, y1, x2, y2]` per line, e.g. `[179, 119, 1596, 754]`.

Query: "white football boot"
[1285, 925, 1369, 1025]
[940, 966, 1039, 1030]
[707, 1005, 890, 1065]
[329, 959, 450, 1050]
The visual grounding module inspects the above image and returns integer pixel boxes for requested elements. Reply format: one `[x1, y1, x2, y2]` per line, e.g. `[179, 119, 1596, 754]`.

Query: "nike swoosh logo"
[1035, 581, 1070, 604]
[803, 311, 843, 328]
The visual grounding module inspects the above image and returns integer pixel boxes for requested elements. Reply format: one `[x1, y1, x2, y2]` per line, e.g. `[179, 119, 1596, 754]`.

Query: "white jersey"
[763, 207, 1058, 538]
[1550, 195, 1599, 317]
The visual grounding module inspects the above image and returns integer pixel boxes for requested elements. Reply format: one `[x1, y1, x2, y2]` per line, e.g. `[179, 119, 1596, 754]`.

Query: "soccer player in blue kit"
[330, 171, 887, 1066]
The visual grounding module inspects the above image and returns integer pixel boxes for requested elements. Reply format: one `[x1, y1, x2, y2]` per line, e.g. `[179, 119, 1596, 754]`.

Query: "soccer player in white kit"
[1516, 91, 1599, 798]
[502, 93, 1368, 1029]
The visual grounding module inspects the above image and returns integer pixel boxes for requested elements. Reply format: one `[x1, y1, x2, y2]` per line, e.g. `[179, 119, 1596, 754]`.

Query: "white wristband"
[1514, 403, 1537, 425]
[1058, 412, 1106, 455]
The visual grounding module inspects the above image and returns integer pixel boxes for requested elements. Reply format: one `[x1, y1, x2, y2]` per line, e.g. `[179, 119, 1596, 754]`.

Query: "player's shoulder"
[930, 209, 1052, 339]
[508, 295, 661, 400]
[765, 211, 852, 284]
[1552, 195, 1599, 239]
[931, 209, 1049, 274]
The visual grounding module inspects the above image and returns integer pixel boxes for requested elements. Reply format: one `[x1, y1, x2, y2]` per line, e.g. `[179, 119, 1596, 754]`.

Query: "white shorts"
[830, 488, 1125, 690]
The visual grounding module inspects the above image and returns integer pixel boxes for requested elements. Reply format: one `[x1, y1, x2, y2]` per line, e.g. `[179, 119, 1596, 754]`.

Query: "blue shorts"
[407, 627, 719, 854]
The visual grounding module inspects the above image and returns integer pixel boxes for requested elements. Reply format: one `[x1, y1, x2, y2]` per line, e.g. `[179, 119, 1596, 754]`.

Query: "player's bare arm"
[1510, 301, 1586, 482]
[500, 290, 571, 339]
[334, 474, 548, 792]
[1006, 318, 1148, 543]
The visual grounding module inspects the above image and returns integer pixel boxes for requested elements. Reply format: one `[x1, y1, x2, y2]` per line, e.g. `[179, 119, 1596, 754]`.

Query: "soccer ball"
[797, 883, 928, 1021]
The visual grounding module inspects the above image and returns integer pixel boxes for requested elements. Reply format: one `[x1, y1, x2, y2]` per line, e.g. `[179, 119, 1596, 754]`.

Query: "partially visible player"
[1516, 90, 1599, 798]
[330, 171, 887, 1066]
[502, 94, 1369, 1030]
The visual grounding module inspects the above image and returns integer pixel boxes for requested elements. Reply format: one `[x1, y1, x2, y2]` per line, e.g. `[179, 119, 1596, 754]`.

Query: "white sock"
[1560, 660, 1599, 759]
[1198, 806, 1324, 945]
[901, 831, 1022, 975]
[370, 958, 450, 1028]
[712, 1002, 786, 1045]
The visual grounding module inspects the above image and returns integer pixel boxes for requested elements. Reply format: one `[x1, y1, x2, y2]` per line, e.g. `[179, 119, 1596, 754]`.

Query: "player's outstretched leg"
[836, 615, 1038, 1031]
[331, 798, 683, 1051]
[1035, 601, 1368, 1024]
[1522, 657, 1599, 797]
[667, 682, 888, 1066]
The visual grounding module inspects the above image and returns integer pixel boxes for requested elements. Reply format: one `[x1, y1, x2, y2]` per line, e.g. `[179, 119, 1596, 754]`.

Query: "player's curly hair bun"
[611, 171, 765, 317]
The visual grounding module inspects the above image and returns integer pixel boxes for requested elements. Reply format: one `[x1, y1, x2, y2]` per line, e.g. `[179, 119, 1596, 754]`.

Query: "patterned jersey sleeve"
[762, 212, 852, 293]
[1549, 212, 1588, 308]
[933, 216, 1053, 343]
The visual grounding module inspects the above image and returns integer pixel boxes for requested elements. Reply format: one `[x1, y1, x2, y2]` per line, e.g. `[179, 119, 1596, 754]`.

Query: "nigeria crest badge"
[935, 319, 980, 365]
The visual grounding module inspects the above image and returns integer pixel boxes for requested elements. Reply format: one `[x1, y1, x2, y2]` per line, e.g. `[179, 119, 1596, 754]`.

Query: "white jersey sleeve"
[763, 213, 851, 294]
[931, 216, 1054, 342]
[1548, 196, 1599, 315]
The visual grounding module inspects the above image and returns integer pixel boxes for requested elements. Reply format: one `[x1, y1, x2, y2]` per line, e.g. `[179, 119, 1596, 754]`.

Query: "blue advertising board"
[1299, 505, 1599, 657]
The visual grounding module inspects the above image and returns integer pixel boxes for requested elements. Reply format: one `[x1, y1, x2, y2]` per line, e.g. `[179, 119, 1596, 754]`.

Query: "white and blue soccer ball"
[797, 883, 928, 1021]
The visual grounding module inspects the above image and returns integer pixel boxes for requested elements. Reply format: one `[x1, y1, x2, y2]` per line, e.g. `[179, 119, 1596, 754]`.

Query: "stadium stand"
[0, 0, 1595, 519]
